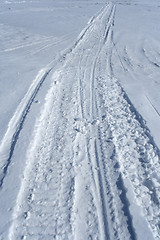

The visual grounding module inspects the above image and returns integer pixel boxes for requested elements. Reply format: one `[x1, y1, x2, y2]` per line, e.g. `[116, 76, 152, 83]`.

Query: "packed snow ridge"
[0, 1, 160, 240]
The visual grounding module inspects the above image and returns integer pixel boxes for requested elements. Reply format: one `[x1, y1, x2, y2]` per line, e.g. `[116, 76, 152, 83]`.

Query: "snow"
[0, 0, 160, 239]
[112, 0, 160, 146]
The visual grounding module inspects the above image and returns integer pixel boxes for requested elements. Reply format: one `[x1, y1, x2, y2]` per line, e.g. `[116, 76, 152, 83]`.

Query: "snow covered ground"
[0, 0, 160, 239]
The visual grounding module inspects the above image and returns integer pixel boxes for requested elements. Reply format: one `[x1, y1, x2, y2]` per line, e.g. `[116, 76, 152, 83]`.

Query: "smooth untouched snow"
[0, 0, 160, 240]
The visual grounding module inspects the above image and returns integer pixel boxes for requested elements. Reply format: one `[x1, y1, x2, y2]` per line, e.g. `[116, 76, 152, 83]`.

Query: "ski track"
[5, 2, 160, 240]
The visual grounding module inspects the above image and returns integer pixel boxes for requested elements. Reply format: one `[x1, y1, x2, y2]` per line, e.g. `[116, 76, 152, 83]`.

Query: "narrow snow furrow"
[90, 4, 115, 120]
[25, 34, 73, 57]
[142, 47, 160, 69]
[103, 4, 116, 43]
[96, 120, 133, 240]
[77, 53, 86, 119]
[145, 95, 160, 118]
[0, 67, 52, 188]
[116, 174, 137, 240]
[94, 139, 111, 240]
[72, 131, 101, 240]
[122, 47, 134, 71]
[1, 37, 54, 53]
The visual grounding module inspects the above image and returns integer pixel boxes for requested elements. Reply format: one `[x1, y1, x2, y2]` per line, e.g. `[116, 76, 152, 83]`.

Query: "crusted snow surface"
[0, 1, 160, 240]
[5, 3, 160, 240]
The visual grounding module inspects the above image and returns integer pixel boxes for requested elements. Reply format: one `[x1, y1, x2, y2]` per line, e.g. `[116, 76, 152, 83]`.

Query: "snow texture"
[0, 0, 160, 239]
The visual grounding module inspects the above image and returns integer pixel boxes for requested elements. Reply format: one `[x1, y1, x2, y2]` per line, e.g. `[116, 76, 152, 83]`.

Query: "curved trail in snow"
[0, 66, 52, 188]
[8, 2, 160, 240]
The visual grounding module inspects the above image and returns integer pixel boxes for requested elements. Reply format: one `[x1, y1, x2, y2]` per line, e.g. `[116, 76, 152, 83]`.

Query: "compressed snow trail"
[8, 2, 160, 240]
